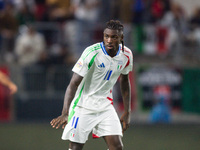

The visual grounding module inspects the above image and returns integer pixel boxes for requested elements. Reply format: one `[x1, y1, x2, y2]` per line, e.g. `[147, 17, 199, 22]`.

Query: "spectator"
[15, 1, 35, 25]
[99, 0, 111, 22]
[159, 2, 189, 51]
[150, 85, 171, 123]
[189, 7, 200, 45]
[190, 7, 200, 29]
[0, 0, 5, 11]
[149, 0, 165, 23]
[34, 0, 47, 21]
[110, 0, 120, 20]
[119, 0, 133, 48]
[71, 0, 102, 57]
[15, 24, 46, 67]
[0, 2, 19, 62]
[132, 0, 145, 24]
[13, 0, 35, 12]
[45, 0, 74, 22]
[40, 43, 76, 67]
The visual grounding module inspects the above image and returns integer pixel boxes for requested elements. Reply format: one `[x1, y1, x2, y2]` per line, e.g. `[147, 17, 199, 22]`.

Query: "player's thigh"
[93, 108, 122, 137]
[62, 108, 99, 143]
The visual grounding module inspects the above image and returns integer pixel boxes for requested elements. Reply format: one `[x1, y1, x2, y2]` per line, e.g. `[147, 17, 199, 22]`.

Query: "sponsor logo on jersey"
[98, 63, 105, 68]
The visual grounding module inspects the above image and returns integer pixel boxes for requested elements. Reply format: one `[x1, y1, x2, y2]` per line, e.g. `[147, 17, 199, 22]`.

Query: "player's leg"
[63, 107, 98, 149]
[103, 135, 123, 150]
[92, 107, 123, 150]
[69, 141, 84, 150]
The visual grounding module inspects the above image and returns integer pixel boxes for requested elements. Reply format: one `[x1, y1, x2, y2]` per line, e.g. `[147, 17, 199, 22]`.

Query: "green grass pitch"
[0, 123, 200, 150]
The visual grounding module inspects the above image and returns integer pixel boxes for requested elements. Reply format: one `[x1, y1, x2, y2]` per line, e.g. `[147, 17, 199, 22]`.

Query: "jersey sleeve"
[121, 48, 133, 75]
[72, 46, 98, 77]
[72, 57, 88, 77]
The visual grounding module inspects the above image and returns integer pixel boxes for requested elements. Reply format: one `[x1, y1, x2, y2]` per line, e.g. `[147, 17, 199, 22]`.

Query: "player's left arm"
[119, 73, 131, 133]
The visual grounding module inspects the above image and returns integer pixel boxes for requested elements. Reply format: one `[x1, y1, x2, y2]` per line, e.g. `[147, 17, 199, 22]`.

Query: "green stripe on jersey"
[68, 109, 75, 122]
[68, 83, 85, 122]
[88, 53, 98, 70]
[81, 44, 101, 60]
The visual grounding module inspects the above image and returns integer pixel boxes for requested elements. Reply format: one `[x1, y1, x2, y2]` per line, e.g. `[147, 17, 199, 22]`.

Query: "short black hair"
[105, 20, 124, 52]
[105, 20, 124, 34]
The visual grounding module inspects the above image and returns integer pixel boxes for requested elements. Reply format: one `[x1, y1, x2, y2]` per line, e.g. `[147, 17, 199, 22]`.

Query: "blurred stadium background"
[0, 0, 200, 150]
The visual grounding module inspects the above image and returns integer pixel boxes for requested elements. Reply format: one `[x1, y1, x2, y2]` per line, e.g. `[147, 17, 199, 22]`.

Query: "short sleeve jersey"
[71, 42, 133, 112]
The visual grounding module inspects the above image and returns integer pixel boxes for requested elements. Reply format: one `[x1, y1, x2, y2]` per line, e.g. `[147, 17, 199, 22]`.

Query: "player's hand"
[50, 115, 68, 129]
[120, 111, 131, 133]
[8, 82, 18, 95]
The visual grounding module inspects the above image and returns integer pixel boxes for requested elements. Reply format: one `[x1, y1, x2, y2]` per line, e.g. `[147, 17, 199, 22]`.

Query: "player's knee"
[116, 142, 123, 150]
[110, 142, 123, 150]
[70, 142, 84, 150]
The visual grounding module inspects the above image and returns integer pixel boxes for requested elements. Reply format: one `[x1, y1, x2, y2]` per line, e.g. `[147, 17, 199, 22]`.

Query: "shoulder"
[120, 45, 133, 69]
[81, 43, 101, 60]
[87, 43, 101, 51]
[120, 46, 133, 72]
[121, 45, 133, 59]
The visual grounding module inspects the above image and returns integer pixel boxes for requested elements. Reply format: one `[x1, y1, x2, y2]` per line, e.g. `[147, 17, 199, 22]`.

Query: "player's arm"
[119, 73, 131, 133]
[0, 71, 18, 95]
[50, 73, 83, 129]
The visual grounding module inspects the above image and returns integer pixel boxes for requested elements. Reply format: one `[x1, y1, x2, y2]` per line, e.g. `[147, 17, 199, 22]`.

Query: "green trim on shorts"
[68, 83, 85, 122]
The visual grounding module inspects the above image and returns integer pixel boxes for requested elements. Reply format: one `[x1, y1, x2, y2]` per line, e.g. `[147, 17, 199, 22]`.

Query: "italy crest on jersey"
[117, 60, 123, 70]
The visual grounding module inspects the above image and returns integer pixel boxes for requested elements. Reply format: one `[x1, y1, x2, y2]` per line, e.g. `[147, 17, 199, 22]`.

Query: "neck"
[106, 48, 118, 57]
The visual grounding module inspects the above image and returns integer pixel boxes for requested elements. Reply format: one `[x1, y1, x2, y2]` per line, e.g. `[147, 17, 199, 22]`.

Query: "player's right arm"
[50, 46, 95, 129]
[50, 73, 83, 129]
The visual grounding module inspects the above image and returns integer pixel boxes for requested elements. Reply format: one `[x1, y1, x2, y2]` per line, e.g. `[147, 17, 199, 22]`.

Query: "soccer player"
[0, 71, 18, 95]
[50, 20, 133, 150]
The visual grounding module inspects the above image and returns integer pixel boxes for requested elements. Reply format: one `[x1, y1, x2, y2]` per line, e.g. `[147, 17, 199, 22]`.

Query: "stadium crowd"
[0, 0, 200, 66]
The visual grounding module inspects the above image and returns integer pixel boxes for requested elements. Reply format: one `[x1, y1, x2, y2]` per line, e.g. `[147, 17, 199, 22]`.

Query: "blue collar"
[100, 42, 121, 56]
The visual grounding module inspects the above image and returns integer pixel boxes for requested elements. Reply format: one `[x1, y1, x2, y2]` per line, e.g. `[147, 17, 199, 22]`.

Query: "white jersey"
[69, 42, 133, 118]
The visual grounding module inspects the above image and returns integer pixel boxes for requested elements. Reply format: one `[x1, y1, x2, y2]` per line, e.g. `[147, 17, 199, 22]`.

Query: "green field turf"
[0, 123, 199, 150]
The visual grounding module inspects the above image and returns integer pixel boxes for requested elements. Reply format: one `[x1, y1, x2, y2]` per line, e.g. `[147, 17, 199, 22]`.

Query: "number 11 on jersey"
[104, 70, 113, 80]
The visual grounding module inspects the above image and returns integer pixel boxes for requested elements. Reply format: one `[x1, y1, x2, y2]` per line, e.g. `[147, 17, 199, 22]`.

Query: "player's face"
[103, 28, 123, 56]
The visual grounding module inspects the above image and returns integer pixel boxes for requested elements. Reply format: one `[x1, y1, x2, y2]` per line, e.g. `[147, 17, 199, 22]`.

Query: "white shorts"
[61, 106, 123, 143]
